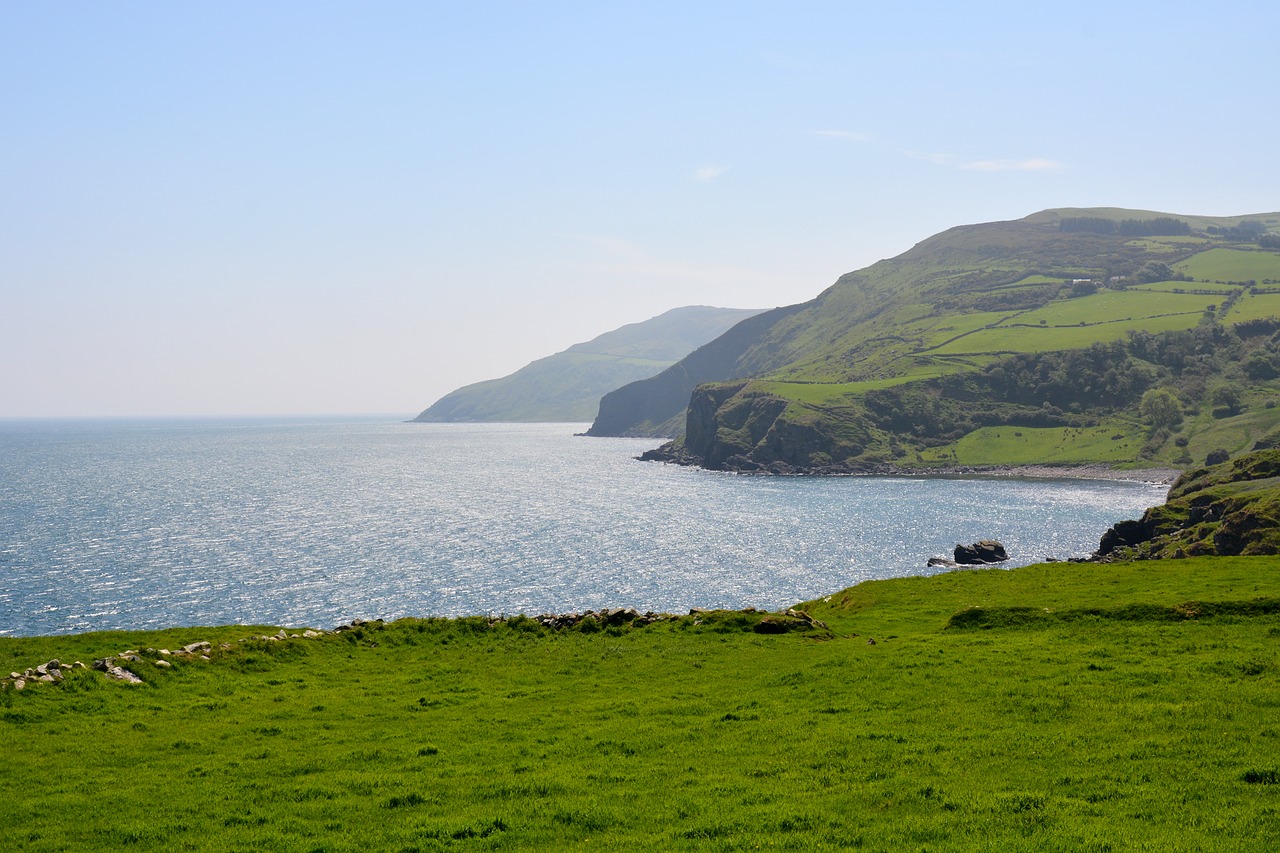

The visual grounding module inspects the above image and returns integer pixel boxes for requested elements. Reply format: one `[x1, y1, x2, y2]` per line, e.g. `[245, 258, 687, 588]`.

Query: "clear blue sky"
[4, 1, 1277, 417]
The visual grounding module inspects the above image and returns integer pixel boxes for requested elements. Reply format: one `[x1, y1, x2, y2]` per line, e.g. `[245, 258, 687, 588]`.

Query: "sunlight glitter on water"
[0, 418, 1169, 635]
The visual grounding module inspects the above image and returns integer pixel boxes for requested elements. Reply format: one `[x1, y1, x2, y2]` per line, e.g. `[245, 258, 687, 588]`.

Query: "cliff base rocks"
[1095, 448, 1280, 559]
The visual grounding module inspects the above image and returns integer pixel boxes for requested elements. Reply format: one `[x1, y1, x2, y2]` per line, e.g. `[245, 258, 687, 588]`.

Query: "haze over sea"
[0, 418, 1169, 637]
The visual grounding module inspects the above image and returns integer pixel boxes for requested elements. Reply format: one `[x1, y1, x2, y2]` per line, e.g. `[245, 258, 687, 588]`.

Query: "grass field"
[3, 557, 1279, 851]
[1225, 291, 1280, 324]
[1011, 290, 1220, 327]
[929, 311, 1207, 356]
[918, 424, 1146, 466]
[917, 310, 1018, 348]
[1176, 249, 1280, 282]
[920, 290, 1220, 357]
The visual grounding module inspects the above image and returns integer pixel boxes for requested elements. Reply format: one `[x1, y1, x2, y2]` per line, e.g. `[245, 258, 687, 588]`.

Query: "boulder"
[105, 666, 143, 684]
[954, 540, 1009, 565]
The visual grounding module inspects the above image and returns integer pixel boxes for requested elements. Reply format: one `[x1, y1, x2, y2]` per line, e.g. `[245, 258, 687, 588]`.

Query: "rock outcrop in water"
[927, 539, 1009, 568]
[954, 540, 1009, 564]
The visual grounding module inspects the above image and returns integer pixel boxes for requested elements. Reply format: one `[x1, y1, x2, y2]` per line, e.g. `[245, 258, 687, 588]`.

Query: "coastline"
[890, 463, 1182, 486]
[638, 446, 1181, 485]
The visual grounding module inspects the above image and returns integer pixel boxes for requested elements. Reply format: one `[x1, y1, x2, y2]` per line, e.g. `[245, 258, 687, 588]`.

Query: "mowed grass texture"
[3, 557, 1280, 852]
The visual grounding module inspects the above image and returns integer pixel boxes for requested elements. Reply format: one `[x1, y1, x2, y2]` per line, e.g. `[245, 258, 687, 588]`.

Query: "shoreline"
[889, 463, 1182, 485]
[638, 447, 1181, 485]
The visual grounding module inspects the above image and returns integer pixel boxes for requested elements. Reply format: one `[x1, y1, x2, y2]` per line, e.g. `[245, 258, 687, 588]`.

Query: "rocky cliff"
[1095, 449, 1280, 559]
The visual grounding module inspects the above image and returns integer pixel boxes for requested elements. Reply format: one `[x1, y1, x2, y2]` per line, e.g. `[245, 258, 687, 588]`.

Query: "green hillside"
[591, 208, 1280, 473]
[413, 305, 762, 423]
[4, 554, 1278, 851]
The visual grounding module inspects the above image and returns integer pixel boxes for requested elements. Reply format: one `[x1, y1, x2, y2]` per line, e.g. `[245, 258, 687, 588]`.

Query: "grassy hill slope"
[592, 209, 1280, 473]
[413, 305, 762, 423]
[3, 556, 1278, 851]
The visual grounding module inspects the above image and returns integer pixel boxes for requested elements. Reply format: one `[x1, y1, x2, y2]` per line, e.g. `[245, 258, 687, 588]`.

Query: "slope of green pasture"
[4, 559, 1280, 851]
[916, 310, 1018, 348]
[801, 555, 1280, 634]
[996, 274, 1066, 288]
[929, 311, 1207, 355]
[748, 361, 979, 406]
[924, 290, 1219, 356]
[1225, 291, 1280, 324]
[918, 424, 1146, 466]
[1176, 248, 1280, 282]
[1014, 290, 1220, 326]
[1176, 402, 1280, 464]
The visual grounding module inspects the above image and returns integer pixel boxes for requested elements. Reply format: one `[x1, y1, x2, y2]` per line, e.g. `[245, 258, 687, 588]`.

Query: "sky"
[3, 1, 1278, 417]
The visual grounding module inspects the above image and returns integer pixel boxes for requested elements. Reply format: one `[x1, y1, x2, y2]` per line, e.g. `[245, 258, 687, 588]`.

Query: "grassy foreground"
[3, 558, 1280, 851]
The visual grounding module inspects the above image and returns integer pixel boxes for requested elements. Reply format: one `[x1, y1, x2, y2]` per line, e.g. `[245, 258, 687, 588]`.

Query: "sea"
[0, 417, 1170, 637]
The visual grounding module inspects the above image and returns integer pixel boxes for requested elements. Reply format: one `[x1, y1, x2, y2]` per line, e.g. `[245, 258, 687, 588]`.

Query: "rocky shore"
[639, 446, 1179, 485]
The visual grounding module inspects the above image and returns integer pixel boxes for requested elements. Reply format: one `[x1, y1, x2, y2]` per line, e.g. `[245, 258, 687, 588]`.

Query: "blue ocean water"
[0, 417, 1169, 636]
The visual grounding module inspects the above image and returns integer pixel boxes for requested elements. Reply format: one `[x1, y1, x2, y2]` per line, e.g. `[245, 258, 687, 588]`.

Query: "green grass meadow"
[1227, 291, 1280, 324]
[924, 290, 1219, 358]
[918, 425, 1146, 466]
[1176, 249, 1280, 282]
[3, 558, 1279, 851]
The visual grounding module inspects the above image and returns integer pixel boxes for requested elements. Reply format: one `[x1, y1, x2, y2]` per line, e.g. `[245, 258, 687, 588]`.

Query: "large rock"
[954, 540, 1009, 565]
[105, 666, 143, 684]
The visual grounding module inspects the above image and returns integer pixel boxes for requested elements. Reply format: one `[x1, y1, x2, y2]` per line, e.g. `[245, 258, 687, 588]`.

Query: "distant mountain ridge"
[589, 207, 1280, 473]
[413, 306, 764, 423]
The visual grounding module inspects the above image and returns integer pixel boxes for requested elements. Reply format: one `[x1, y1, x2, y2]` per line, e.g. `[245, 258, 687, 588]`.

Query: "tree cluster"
[1206, 221, 1266, 241]
[860, 318, 1280, 447]
[1059, 217, 1192, 237]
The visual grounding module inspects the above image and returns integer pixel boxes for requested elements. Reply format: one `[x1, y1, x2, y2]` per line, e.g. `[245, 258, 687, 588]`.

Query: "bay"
[0, 417, 1168, 636]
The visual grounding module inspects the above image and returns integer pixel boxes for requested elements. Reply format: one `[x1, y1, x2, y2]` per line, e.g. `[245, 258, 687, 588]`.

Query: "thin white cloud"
[813, 129, 871, 142]
[961, 158, 1065, 172]
[693, 165, 730, 183]
[906, 151, 1065, 172]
